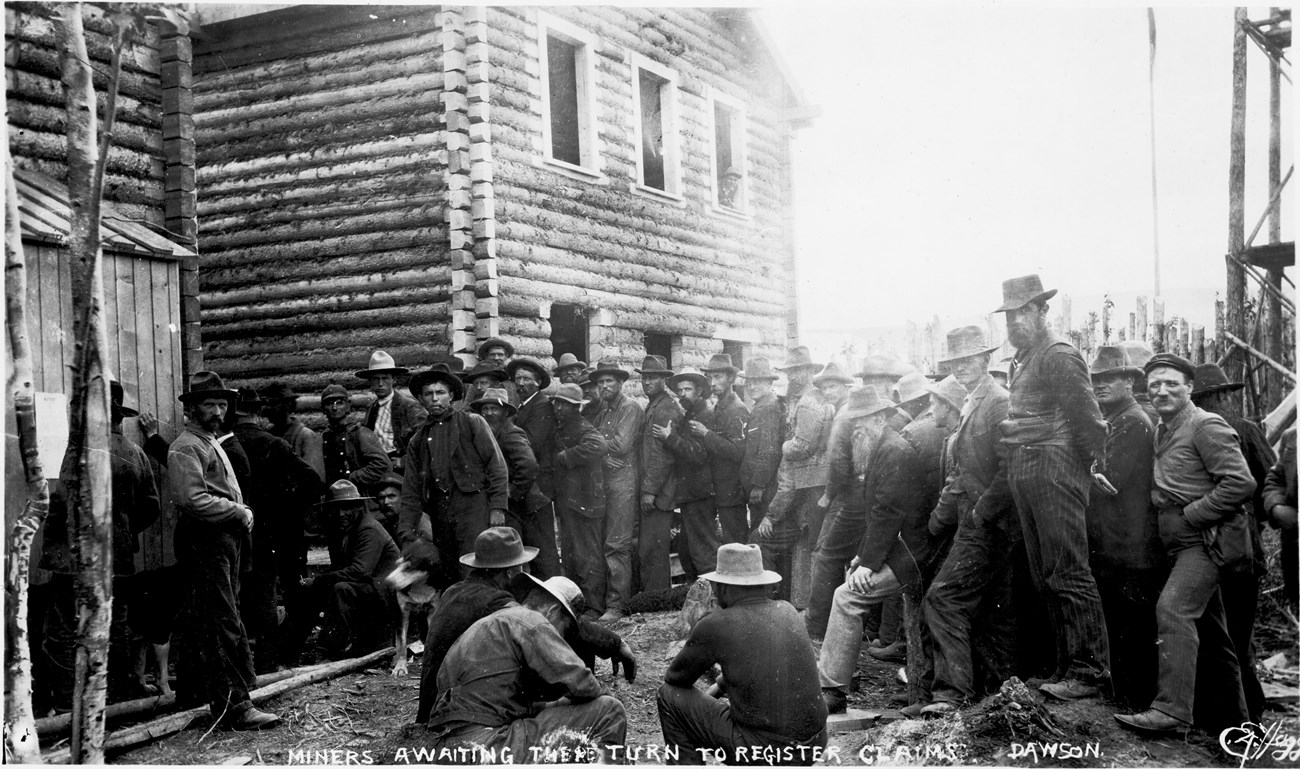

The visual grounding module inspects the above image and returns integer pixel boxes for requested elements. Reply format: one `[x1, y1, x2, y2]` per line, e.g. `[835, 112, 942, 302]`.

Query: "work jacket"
[701, 388, 749, 506]
[640, 390, 684, 511]
[554, 415, 609, 519]
[514, 391, 557, 499]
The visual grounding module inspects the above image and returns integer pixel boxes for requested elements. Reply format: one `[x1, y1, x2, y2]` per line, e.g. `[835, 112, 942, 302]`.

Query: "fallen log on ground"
[41, 648, 394, 763]
[35, 661, 337, 738]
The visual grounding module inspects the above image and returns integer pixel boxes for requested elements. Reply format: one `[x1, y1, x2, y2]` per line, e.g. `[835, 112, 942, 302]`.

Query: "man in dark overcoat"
[507, 356, 560, 578]
[739, 358, 784, 539]
[260, 382, 325, 481]
[552, 384, 610, 615]
[697, 354, 751, 543]
[636, 355, 685, 596]
[658, 368, 717, 579]
[591, 361, 642, 621]
[320, 384, 392, 488]
[357, 350, 427, 473]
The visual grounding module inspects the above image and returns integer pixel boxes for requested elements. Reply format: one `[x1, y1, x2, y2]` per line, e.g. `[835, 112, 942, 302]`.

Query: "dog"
[384, 539, 443, 676]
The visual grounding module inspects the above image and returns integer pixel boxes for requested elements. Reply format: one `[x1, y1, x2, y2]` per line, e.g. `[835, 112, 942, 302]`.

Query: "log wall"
[5, 2, 166, 226]
[192, 5, 450, 396]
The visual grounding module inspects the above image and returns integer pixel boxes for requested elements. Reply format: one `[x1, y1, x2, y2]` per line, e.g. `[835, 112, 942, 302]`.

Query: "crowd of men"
[34, 271, 1298, 757]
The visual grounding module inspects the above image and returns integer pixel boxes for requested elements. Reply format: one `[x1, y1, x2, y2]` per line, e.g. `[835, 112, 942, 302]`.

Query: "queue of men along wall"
[39, 272, 1299, 763]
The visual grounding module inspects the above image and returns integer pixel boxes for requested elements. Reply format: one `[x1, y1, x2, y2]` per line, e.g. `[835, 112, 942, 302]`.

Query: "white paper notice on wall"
[35, 392, 69, 479]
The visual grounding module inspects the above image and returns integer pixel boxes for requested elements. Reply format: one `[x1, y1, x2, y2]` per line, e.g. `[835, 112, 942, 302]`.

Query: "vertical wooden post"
[1225, 7, 1248, 385]
[443, 8, 478, 358]
[1215, 294, 1226, 362]
[1128, 310, 1137, 341]
[1262, 6, 1284, 412]
[1192, 325, 1206, 364]
[1152, 297, 1166, 352]
[1136, 296, 1149, 342]
[160, 25, 199, 381]
[1102, 295, 1113, 343]
[1178, 317, 1190, 359]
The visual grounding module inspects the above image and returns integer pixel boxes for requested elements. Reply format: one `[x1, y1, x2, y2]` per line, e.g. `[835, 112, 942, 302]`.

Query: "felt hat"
[461, 361, 509, 384]
[590, 361, 630, 382]
[476, 337, 515, 359]
[409, 367, 465, 401]
[813, 361, 855, 387]
[994, 274, 1058, 313]
[634, 355, 674, 377]
[893, 371, 930, 405]
[179, 370, 239, 405]
[668, 367, 709, 393]
[857, 354, 915, 381]
[702, 543, 781, 585]
[110, 381, 138, 418]
[700, 353, 739, 375]
[320, 384, 351, 404]
[520, 573, 586, 621]
[469, 387, 518, 415]
[1118, 341, 1155, 371]
[1089, 345, 1144, 380]
[925, 375, 968, 412]
[577, 367, 599, 388]
[989, 358, 1012, 379]
[318, 480, 372, 508]
[234, 387, 265, 415]
[739, 358, 778, 381]
[939, 326, 1001, 363]
[553, 353, 587, 376]
[841, 385, 896, 420]
[459, 526, 538, 569]
[506, 357, 552, 391]
[551, 383, 587, 406]
[354, 350, 408, 379]
[429, 355, 466, 374]
[1143, 353, 1196, 382]
[776, 346, 821, 372]
[1190, 364, 1245, 401]
[260, 382, 299, 401]
[373, 472, 403, 492]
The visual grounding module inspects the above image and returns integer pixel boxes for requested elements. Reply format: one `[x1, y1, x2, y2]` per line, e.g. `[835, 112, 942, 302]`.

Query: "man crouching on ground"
[658, 543, 827, 765]
[426, 575, 627, 762]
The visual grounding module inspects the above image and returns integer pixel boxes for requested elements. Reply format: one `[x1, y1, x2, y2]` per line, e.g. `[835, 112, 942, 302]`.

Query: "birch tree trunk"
[58, 5, 114, 763]
[3, 150, 49, 764]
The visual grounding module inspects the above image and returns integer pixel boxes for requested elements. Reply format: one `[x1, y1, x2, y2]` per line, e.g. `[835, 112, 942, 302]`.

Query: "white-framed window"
[538, 13, 600, 176]
[629, 53, 681, 198]
[708, 89, 748, 213]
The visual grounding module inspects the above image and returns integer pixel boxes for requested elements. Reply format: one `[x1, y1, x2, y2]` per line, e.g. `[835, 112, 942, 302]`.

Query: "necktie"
[1156, 423, 1168, 446]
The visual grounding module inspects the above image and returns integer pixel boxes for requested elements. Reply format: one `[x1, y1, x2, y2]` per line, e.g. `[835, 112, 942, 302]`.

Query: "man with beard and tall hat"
[590, 361, 643, 621]
[696, 354, 751, 544]
[168, 371, 280, 729]
[656, 367, 717, 580]
[507, 356, 560, 578]
[552, 384, 610, 614]
[469, 387, 557, 577]
[397, 366, 509, 578]
[984, 275, 1111, 703]
[356, 350, 427, 473]
[636, 354, 685, 598]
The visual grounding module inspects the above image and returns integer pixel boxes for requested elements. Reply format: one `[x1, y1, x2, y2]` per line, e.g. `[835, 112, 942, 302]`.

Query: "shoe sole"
[228, 719, 282, 731]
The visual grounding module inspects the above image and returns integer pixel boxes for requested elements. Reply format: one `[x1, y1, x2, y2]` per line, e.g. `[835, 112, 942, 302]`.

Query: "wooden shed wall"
[16, 240, 185, 580]
[5, 2, 166, 228]
[485, 7, 794, 370]
[192, 5, 450, 395]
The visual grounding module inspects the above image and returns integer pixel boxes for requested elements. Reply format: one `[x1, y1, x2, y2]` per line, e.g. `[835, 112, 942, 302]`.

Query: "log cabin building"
[189, 5, 815, 401]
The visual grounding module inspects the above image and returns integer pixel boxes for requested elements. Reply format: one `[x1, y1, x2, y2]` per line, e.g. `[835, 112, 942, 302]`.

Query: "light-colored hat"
[469, 387, 517, 415]
[702, 543, 781, 585]
[857, 354, 915, 380]
[939, 326, 1001, 363]
[354, 350, 408, 379]
[1089, 345, 1144, 380]
[318, 480, 372, 508]
[477, 337, 515, 358]
[994, 274, 1058, 313]
[553, 352, 587, 375]
[841, 385, 895, 420]
[551, 383, 587, 406]
[739, 358, 778, 381]
[893, 371, 930, 405]
[776, 346, 822, 372]
[459, 526, 538, 569]
[925, 375, 968, 412]
[668, 367, 709, 392]
[813, 361, 854, 387]
[521, 573, 586, 621]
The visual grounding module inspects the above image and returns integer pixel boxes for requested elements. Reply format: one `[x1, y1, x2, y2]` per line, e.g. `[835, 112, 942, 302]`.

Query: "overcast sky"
[759, 4, 1293, 341]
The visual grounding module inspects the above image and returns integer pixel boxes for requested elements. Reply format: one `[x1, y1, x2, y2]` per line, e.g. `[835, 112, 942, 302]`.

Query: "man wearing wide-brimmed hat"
[460, 358, 517, 412]
[857, 353, 918, 405]
[41, 380, 161, 707]
[1115, 353, 1255, 737]
[477, 336, 515, 367]
[696, 353, 752, 544]
[590, 361, 643, 620]
[818, 375, 960, 716]
[635, 354, 685, 599]
[260, 382, 325, 481]
[429, 572, 628, 761]
[507, 357, 558, 565]
[282, 480, 399, 665]
[1080, 345, 1161, 709]
[659, 544, 827, 763]
[356, 350, 427, 473]
[739, 358, 784, 531]
[553, 352, 587, 385]
[550, 384, 610, 616]
[470, 387, 558, 578]
[922, 329, 1018, 717]
[231, 388, 325, 672]
[983, 273, 1111, 702]
[320, 384, 392, 488]
[167, 371, 280, 729]
[1190, 362, 1277, 724]
[397, 366, 509, 564]
[656, 367, 718, 580]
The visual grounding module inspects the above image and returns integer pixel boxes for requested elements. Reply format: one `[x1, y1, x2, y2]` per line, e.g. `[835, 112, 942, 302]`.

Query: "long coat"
[554, 415, 609, 519]
[640, 390, 684, 511]
[857, 414, 946, 574]
[491, 419, 551, 517]
[740, 390, 785, 503]
[594, 393, 642, 513]
[1086, 398, 1160, 572]
[700, 388, 749, 506]
[514, 392, 557, 499]
[931, 374, 1012, 529]
[663, 400, 714, 505]
[780, 388, 835, 489]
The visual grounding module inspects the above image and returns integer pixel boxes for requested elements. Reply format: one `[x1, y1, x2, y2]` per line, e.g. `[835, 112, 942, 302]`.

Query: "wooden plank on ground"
[1262, 682, 1300, 704]
[827, 709, 901, 733]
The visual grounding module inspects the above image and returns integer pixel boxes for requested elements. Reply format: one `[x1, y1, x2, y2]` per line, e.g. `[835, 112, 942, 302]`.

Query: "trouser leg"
[819, 580, 896, 690]
[749, 514, 802, 604]
[791, 488, 827, 610]
[178, 529, 256, 720]
[638, 506, 674, 594]
[1218, 570, 1264, 722]
[682, 499, 721, 576]
[240, 565, 280, 673]
[717, 504, 749, 545]
[521, 504, 561, 580]
[41, 574, 77, 712]
[563, 510, 607, 614]
[806, 497, 866, 639]
[603, 473, 637, 613]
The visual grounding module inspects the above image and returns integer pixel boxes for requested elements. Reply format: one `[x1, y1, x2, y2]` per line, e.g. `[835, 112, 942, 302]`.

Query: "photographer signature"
[1220, 722, 1300, 766]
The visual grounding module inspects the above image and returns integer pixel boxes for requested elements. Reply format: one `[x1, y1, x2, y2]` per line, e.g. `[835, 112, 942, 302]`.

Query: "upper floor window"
[631, 54, 680, 196]
[709, 90, 747, 211]
[539, 14, 600, 174]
